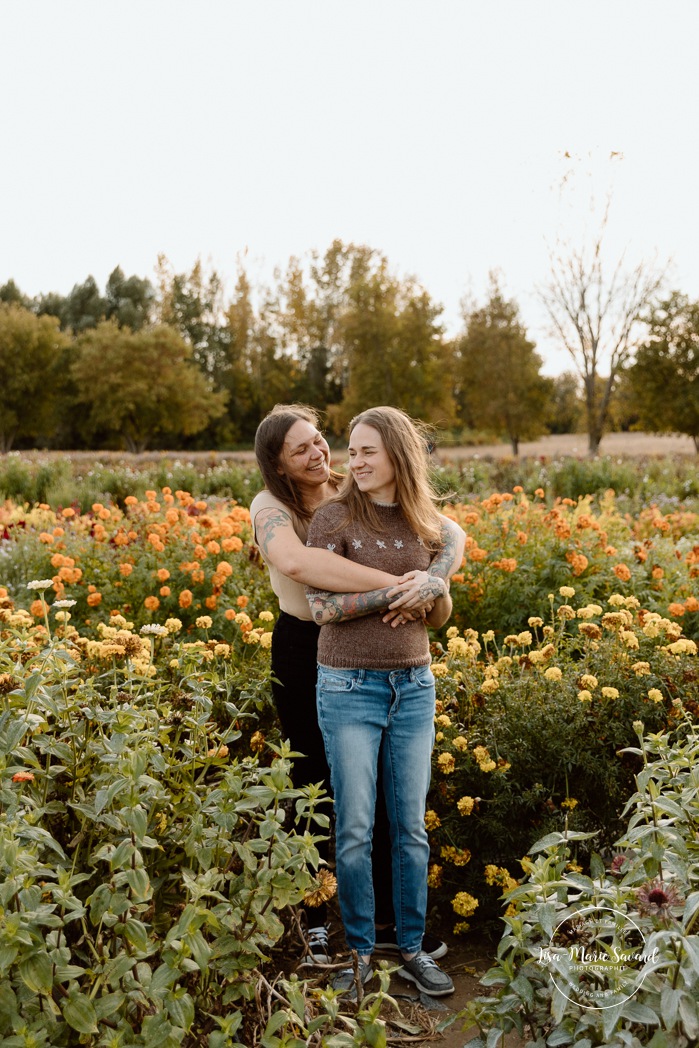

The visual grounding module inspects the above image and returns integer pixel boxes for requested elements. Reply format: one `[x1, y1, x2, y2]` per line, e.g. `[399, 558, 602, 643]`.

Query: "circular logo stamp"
[537, 905, 653, 1009]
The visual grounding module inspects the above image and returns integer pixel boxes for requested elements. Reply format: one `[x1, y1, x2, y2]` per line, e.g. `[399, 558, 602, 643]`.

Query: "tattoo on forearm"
[255, 508, 293, 558]
[429, 522, 459, 578]
[307, 587, 392, 625]
[418, 577, 446, 601]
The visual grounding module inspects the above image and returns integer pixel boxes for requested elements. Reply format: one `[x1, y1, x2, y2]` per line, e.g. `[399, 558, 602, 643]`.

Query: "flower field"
[1, 466, 698, 1044]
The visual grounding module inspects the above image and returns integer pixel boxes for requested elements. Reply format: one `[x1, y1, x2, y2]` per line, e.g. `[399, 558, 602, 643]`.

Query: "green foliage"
[0, 305, 69, 452]
[456, 275, 552, 454]
[457, 713, 699, 1046]
[71, 322, 228, 452]
[628, 292, 699, 449]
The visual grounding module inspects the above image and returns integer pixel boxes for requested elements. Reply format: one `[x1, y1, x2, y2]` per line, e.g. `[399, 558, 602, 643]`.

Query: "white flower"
[140, 624, 168, 636]
[27, 579, 53, 591]
[52, 599, 77, 609]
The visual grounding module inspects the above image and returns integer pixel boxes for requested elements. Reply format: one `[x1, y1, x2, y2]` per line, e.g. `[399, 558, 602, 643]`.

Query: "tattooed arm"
[386, 516, 465, 609]
[306, 574, 448, 626]
[252, 504, 398, 592]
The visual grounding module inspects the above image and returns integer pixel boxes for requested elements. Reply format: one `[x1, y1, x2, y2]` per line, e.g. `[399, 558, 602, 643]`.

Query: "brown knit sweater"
[306, 501, 433, 669]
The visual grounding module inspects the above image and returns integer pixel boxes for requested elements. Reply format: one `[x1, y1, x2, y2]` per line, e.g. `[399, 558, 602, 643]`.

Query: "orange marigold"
[179, 590, 193, 609]
[119, 563, 134, 577]
[237, 595, 249, 608]
[87, 592, 102, 607]
[685, 597, 699, 613]
[144, 596, 160, 611]
[614, 564, 632, 582]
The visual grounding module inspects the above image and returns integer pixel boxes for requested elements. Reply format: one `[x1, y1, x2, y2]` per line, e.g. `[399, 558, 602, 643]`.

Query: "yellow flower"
[427, 864, 443, 888]
[528, 617, 544, 628]
[648, 688, 663, 703]
[481, 630, 495, 643]
[601, 686, 619, 699]
[453, 921, 471, 935]
[620, 630, 639, 650]
[579, 674, 598, 690]
[258, 610, 274, 622]
[473, 745, 496, 772]
[632, 661, 651, 677]
[446, 626, 460, 639]
[516, 631, 533, 646]
[165, 618, 183, 634]
[578, 690, 592, 703]
[424, 809, 441, 831]
[484, 864, 500, 885]
[259, 631, 273, 649]
[452, 735, 468, 752]
[447, 636, 470, 657]
[557, 605, 576, 620]
[559, 586, 576, 598]
[214, 644, 230, 658]
[452, 892, 479, 918]
[544, 666, 562, 681]
[561, 797, 579, 810]
[435, 714, 452, 728]
[481, 678, 499, 694]
[435, 731, 444, 742]
[432, 662, 448, 677]
[608, 594, 626, 606]
[457, 795, 475, 816]
[437, 753, 455, 775]
[196, 615, 213, 629]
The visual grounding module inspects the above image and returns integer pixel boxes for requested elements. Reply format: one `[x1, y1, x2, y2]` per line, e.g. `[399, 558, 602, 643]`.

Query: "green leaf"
[18, 951, 53, 995]
[621, 999, 660, 1025]
[61, 991, 99, 1034]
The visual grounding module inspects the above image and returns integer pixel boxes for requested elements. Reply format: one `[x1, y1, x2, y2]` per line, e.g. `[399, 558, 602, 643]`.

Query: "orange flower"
[668, 603, 685, 617]
[30, 599, 47, 617]
[119, 562, 134, 577]
[237, 595, 249, 608]
[61, 507, 76, 519]
[144, 596, 160, 611]
[159, 586, 171, 597]
[39, 531, 54, 544]
[12, 771, 35, 782]
[685, 597, 699, 613]
[205, 595, 218, 610]
[451, 573, 465, 584]
[87, 592, 102, 607]
[157, 568, 170, 582]
[224, 608, 236, 620]
[651, 566, 664, 580]
[534, 488, 545, 498]
[179, 590, 193, 609]
[614, 564, 631, 582]
[222, 536, 243, 553]
[124, 495, 138, 506]
[195, 500, 208, 512]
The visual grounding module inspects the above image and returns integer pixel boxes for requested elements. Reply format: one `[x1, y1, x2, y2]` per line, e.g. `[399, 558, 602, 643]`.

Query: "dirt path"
[434, 431, 697, 461]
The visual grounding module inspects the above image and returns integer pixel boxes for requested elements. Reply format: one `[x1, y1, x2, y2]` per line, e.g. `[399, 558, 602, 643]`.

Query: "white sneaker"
[299, 924, 332, 966]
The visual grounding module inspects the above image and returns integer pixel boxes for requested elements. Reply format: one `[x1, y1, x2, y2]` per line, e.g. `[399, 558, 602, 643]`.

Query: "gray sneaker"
[398, 951, 454, 996]
[332, 959, 374, 1000]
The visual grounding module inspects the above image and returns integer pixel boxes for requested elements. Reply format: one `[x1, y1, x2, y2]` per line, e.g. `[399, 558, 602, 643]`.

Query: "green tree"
[105, 266, 154, 330]
[0, 279, 30, 309]
[326, 245, 454, 432]
[155, 255, 230, 383]
[544, 372, 584, 434]
[71, 321, 228, 452]
[456, 276, 552, 455]
[0, 304, 69, 451]
[627, 292, 699, 450]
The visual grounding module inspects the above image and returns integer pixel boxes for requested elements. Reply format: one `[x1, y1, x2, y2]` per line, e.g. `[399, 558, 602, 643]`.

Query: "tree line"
[0, 240, 696, 454]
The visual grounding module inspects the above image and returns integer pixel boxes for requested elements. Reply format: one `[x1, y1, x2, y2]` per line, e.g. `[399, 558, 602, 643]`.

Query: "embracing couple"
[250, 404, 465, 998]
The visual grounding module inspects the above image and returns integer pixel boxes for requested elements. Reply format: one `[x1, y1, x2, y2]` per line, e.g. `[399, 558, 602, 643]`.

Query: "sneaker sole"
[298, 955, 332, 967]
[398, 966, 454, 997]
[374, 941, 448, 961]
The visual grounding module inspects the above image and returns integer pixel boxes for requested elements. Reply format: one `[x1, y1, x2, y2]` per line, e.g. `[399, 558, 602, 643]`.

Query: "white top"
[249, 489, 314, 621]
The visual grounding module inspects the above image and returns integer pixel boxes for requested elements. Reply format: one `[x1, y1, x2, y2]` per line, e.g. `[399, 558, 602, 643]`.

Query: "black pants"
[271, 611, 394, 928]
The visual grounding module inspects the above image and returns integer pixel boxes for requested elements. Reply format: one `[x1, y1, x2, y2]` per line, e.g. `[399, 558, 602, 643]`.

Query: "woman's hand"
[386, 570, 447, 610]
[382, 603, 435, 627]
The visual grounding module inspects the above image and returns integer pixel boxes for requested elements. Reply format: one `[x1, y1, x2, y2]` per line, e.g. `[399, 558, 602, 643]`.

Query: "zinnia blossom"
[12, 771, 35, 782]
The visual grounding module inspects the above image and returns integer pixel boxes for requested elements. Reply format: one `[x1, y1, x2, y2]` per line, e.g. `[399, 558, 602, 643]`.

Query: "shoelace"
[308, 926, 329, 947]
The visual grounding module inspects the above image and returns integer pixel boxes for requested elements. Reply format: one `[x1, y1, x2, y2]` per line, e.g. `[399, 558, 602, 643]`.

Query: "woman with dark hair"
[306, 406, 460, 997]
[250, 404, 463, 967]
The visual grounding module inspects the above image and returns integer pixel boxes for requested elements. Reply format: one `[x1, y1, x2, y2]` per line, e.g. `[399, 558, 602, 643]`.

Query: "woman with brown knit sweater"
[306, 406, 459, 998]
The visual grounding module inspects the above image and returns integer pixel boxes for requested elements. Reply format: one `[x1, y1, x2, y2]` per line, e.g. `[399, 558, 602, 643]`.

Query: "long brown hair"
[330, 406, 443, 549]
[254, 403, 343, 522]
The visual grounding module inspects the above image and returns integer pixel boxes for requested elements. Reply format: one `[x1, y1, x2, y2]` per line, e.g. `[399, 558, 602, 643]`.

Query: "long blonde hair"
[330, 406, 443, 550]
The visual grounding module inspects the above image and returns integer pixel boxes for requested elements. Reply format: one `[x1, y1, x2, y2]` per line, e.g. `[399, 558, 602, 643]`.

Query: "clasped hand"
[381, 570, 446, 627]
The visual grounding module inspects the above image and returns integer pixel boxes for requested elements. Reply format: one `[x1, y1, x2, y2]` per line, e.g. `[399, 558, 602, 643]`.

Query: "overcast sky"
[2, 1, 698, 374]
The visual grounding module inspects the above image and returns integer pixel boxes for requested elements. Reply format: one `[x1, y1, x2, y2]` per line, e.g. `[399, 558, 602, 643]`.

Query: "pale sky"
[2, 1, 698, 374]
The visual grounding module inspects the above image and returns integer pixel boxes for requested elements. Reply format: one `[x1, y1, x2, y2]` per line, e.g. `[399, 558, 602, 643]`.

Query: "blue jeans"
[316, 664, 435, 956]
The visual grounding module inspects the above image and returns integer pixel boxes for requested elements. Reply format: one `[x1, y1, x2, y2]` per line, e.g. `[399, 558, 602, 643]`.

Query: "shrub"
[458, 711, 699, 1046]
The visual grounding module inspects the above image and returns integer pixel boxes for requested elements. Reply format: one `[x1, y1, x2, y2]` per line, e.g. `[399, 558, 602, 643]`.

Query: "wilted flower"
[424, 809, 441, 831]
[303, 868, 337, 907]
[635, 877, 684, 918]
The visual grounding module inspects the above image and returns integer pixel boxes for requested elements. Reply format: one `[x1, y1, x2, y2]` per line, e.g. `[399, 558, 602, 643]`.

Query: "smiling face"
[277, 418, 331, 497]
[348, 422, 397, 503]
